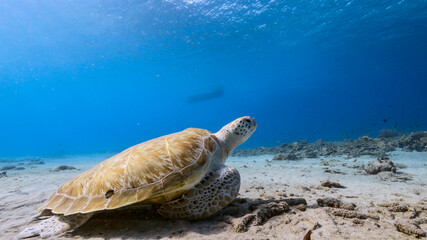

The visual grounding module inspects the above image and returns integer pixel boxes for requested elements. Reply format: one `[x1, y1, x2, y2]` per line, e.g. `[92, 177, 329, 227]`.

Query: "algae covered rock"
[365, 156, 396, 174]
[53, 165, 76, 171]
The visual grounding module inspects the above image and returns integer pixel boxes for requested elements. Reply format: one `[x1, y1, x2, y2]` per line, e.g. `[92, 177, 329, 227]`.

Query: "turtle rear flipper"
[17, 213, 93, 239]
[158, 165, 240, 219]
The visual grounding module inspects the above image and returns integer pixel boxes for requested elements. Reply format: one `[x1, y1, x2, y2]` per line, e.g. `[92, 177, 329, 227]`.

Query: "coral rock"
[317, 197, 356, 210]
[394, 221, 426, 238]
[321, 180, 346, 188]
[365, 157, 396, 174]
[329, 209, 379, 220]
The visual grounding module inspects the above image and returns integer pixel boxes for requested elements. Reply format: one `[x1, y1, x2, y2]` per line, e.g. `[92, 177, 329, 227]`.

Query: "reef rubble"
[233, 131, 427, 158]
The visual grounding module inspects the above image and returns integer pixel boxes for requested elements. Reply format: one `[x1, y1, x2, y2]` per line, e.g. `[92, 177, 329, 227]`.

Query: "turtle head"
[214, 116, 257, 162]
[225, 116, 257, 141]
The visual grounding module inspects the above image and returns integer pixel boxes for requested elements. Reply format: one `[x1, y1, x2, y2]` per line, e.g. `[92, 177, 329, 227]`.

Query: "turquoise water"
[0, 0, 426, 157]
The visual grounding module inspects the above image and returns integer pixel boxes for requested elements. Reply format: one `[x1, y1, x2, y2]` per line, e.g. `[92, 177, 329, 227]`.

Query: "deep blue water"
[0, 0, 426, 157]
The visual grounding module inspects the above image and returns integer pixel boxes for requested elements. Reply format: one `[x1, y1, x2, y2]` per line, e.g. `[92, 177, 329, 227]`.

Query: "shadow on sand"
[70, 197, 307, 239]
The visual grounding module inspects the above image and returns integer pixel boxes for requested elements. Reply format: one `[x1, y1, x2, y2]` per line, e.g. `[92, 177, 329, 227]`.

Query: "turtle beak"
[250, 117, 257, 130]
[250, 117, 257, 132]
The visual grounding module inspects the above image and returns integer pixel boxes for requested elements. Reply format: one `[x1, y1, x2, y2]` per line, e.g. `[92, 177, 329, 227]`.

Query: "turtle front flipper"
[158, 165, 240, 220]
[17, 213, 93, 239]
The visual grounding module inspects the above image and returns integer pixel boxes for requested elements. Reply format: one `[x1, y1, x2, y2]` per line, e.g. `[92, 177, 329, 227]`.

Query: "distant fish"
[187, 87, 224, 104]
[382, 116, 391, 123]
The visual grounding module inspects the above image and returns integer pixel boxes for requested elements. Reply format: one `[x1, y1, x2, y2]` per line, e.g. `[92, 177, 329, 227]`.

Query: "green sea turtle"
[18, 116, 257, 239]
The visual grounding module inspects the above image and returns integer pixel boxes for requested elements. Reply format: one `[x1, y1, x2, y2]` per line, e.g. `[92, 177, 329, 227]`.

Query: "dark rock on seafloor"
[53, 165, 76, 171]
[27, 159, 45, 165]
[365, 156, 396, 174]
[0, 165, 17, 171]
[272, 153, 300, 161]
[0, 165, 24, 170]
[0, 171, 7, 178]
[321, 179, 346, 188]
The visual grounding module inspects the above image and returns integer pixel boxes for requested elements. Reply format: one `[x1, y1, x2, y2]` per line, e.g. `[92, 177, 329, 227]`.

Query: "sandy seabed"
[0, 150, 426, 240]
